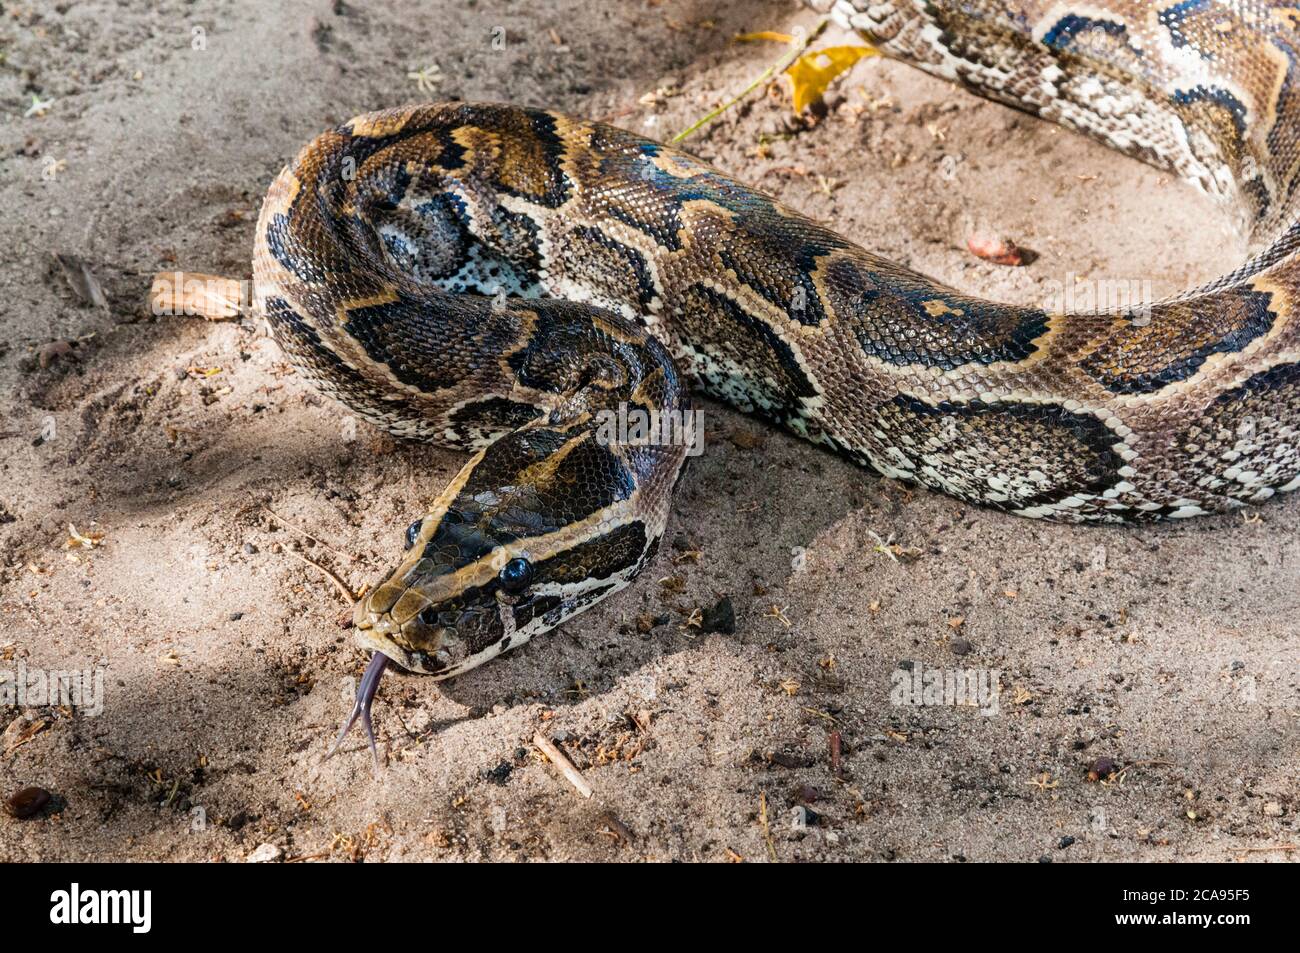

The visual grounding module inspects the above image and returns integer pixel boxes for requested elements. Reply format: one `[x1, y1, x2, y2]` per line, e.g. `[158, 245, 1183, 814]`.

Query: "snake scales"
[252, 0, 1300, 757]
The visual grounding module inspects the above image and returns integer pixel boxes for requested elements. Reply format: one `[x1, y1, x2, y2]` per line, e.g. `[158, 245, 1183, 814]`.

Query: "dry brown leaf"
[2, 716, 49, 756]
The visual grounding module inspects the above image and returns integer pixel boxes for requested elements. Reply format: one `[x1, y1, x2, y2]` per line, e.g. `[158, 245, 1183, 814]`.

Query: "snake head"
[352, 507, 530, 676]
[352, 425, 664, 678]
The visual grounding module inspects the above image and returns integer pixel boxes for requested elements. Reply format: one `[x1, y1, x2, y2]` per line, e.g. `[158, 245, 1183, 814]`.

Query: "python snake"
[252, 0, 1300, 758]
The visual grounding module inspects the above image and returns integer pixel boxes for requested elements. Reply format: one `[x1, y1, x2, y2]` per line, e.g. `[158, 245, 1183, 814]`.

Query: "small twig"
[260, 504, 356, 563]
[1239, 844, 1297, 853]
[670, 16, 830, 143]
[532, 731, 593, 798]
[801, 706, 839, 724]
[1113, 759, 1178, 782]
[599, 810, 634, 845]
[759, 791, 777, 862]
[288, 548, 357, 604]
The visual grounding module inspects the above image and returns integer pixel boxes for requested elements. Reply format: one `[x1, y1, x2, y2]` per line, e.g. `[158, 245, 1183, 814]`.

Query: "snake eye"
[497, 557, 533, 593]
[404, 519, 423, 550]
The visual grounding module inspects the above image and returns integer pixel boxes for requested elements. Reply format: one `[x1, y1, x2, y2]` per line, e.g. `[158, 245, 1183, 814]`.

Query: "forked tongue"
[326, 652, 390, 768]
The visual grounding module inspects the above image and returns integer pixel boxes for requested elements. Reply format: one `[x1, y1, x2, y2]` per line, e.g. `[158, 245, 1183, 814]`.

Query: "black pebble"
[5, 786, 51, 819]
[700, 597, 734, 634]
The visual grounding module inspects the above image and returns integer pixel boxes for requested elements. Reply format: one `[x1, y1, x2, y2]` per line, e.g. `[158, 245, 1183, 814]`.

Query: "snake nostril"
[418, 605, 438, 628]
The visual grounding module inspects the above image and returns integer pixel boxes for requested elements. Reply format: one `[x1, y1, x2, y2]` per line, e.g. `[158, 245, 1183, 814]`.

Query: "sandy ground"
[1, 0, 1296, 862]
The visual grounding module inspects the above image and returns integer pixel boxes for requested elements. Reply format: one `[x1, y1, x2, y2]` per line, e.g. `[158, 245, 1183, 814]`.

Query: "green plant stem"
[670, 16, 830, 144]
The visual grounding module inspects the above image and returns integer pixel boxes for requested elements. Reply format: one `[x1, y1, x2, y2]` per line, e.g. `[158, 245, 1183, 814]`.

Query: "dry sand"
[0, 0, 1295, 862]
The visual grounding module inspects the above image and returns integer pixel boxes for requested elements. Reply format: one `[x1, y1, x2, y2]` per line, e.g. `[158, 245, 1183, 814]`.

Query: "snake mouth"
[352, 602, 453, 675]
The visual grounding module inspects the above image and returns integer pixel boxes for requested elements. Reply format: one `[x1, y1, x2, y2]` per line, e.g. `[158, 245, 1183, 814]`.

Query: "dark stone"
[700, 597, 735, 634]
[5, 786, 51, 819]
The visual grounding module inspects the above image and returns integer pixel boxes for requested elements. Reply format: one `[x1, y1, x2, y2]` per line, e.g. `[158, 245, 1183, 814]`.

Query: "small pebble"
[949, 637, 971, 656]
[1087, 757, 1117, 781]
[796, 784, 820, 804]
[246, 843, 283, 863]
[967, 232, 1026, 266]
[37, 340, 74, 369]
[229, 611, 244, 621]
[700, 597, 735, 634]
[5, 786, 52, 819]
[1058, 835, 1076, 849]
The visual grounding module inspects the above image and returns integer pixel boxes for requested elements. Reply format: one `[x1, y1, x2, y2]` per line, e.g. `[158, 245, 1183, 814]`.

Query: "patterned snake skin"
[252, 1, 1300, 752]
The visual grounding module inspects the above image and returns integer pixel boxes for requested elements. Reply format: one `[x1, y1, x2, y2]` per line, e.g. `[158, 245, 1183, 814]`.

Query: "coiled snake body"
[252, 0, 1300, 756]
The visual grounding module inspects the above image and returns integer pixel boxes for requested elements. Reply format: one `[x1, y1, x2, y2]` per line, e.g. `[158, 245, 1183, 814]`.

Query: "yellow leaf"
[735, 30, 793, 43]
[785, 45, 877, 114]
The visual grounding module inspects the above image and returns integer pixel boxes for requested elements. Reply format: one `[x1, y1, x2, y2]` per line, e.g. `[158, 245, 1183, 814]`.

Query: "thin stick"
[289, 548, 357, 604]
[670, 17, 830, 144]
[1239, 844, 1296, 853]
[599, 810, 634, 844]
[261, 504, 356, 563]
[759, 791, 777, 862]
[533, 731, 593, 798]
